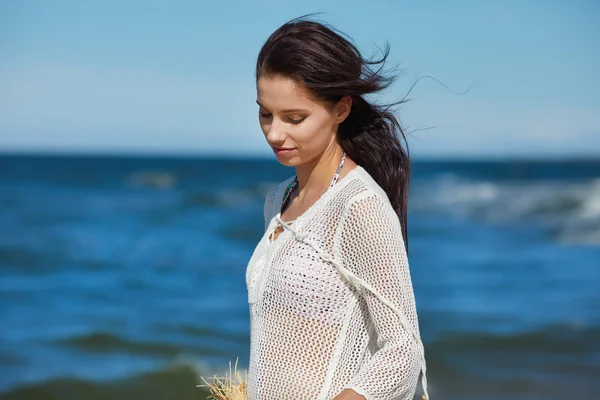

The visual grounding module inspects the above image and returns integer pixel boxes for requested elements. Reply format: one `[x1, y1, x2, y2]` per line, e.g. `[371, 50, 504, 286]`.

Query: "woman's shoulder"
[267, 175, 295, 201]
[263, 175, 295, 218]
[337, 167, 402, 235]
[338, 165, 391, 211]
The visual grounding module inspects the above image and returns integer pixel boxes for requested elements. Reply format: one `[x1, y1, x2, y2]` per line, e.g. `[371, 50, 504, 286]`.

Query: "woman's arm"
[336, 192, 423, 400]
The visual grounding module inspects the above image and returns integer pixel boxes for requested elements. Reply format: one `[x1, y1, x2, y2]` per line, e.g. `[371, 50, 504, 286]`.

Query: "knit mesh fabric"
[246, 165, 426, 400]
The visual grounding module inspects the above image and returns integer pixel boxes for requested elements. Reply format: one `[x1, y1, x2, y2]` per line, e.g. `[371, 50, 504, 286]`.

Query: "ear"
[334, 95, 352, 123]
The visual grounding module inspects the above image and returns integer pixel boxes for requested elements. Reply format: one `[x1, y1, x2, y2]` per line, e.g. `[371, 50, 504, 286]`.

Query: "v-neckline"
[267, 164, 362, 244]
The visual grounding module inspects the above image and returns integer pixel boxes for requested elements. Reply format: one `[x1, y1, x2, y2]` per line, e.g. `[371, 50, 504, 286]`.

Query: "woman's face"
[256, 75, 350, 166]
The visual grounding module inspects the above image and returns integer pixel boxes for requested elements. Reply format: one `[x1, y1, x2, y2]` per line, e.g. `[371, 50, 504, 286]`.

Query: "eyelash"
[259, 112, 306, 125]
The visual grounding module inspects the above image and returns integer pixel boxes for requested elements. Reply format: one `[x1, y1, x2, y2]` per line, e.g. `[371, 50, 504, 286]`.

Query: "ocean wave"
[54, 331, 221, 357]
[429, 322, 600, 354]
[126, 171, 178, 189]
[0, 247, 62, 271]
[414, 175, 600, 245]
[181, 181, 278, 209]
[0, 361, 212, 400]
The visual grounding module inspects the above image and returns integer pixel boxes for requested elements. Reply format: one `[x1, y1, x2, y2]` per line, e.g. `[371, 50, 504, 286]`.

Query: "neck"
[295, 142, 345, 197]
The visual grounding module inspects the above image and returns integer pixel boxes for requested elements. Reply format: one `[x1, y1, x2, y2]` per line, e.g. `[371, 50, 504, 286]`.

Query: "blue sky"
[1, 0, 598, 158]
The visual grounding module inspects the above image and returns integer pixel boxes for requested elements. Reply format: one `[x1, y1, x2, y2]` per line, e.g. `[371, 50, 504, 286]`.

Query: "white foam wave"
[127, 170, 178, 189]
[413, 175, 600, 245]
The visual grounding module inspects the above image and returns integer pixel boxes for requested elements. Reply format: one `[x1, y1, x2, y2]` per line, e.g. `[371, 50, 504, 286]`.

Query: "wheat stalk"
[197, 357, 248, 400]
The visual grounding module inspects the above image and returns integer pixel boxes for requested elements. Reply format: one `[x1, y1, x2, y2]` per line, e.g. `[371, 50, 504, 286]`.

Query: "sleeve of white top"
[340, 193, 422, 400]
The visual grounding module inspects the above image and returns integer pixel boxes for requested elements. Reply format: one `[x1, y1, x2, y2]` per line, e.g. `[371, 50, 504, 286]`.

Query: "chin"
[276, 159, 297, 167]
[275, 154, 301, 167]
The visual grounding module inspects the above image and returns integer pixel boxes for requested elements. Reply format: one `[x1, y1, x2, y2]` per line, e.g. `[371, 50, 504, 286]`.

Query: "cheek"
[258, 121, 267, 135]
[292, 117, 332, 147]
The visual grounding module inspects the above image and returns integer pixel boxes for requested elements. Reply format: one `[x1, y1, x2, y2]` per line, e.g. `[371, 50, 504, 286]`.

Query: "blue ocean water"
[0, 154, 598, 399]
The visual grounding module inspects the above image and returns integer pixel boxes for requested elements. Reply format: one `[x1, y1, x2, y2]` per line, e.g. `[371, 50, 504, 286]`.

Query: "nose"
[265, 118, 286, 144]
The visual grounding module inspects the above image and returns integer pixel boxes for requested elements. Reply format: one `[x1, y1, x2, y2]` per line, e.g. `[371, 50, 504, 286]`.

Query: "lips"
[272, 147, 296, 155]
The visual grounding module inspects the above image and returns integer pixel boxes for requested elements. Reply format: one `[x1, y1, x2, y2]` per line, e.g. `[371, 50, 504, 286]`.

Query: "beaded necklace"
[280, 152, 347, 215]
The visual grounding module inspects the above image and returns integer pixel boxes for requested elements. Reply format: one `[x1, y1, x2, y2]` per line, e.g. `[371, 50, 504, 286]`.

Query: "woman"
[246, 15, 429, 400]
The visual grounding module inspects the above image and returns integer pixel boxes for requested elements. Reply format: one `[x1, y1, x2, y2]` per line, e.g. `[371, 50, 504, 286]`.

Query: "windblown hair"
[256, 14, 412, 251]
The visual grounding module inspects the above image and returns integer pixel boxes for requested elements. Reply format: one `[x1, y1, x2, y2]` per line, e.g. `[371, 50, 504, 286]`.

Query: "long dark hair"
[256, 15, 412, 251]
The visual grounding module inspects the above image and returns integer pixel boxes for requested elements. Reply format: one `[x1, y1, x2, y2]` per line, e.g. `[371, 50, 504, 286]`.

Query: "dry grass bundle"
[197, 357, 248, 400]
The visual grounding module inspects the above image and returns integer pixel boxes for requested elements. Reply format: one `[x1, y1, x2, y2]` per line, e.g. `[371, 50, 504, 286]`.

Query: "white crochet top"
[245, 164, 428, 400]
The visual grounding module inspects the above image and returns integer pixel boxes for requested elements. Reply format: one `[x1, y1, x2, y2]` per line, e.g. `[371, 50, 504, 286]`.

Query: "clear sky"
[1, 0, 598, 158]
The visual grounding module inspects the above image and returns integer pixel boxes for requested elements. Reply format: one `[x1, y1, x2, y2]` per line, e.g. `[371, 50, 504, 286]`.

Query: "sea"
[0, 154, 599, 400]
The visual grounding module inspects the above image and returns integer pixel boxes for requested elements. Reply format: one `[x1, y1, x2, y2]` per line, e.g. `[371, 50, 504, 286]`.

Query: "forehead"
[256, 75, 322, 110]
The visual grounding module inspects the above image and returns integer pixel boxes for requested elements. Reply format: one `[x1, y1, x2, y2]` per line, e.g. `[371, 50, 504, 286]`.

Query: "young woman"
[245, 15, 429, 400]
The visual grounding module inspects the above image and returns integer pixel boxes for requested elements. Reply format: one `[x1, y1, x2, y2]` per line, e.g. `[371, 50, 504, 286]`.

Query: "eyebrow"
[256, 100, 308, 113]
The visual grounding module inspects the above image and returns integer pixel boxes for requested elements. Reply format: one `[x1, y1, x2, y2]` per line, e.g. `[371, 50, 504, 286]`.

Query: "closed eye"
[288, 116, 306, 125]
[259, 112, 306, 125]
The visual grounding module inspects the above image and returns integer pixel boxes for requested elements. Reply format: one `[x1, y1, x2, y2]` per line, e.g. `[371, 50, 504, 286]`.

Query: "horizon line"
[1, 149, 599, 163]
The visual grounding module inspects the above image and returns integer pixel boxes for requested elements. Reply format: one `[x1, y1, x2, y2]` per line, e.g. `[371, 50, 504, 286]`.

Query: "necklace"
[280, 152, 347, 214]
